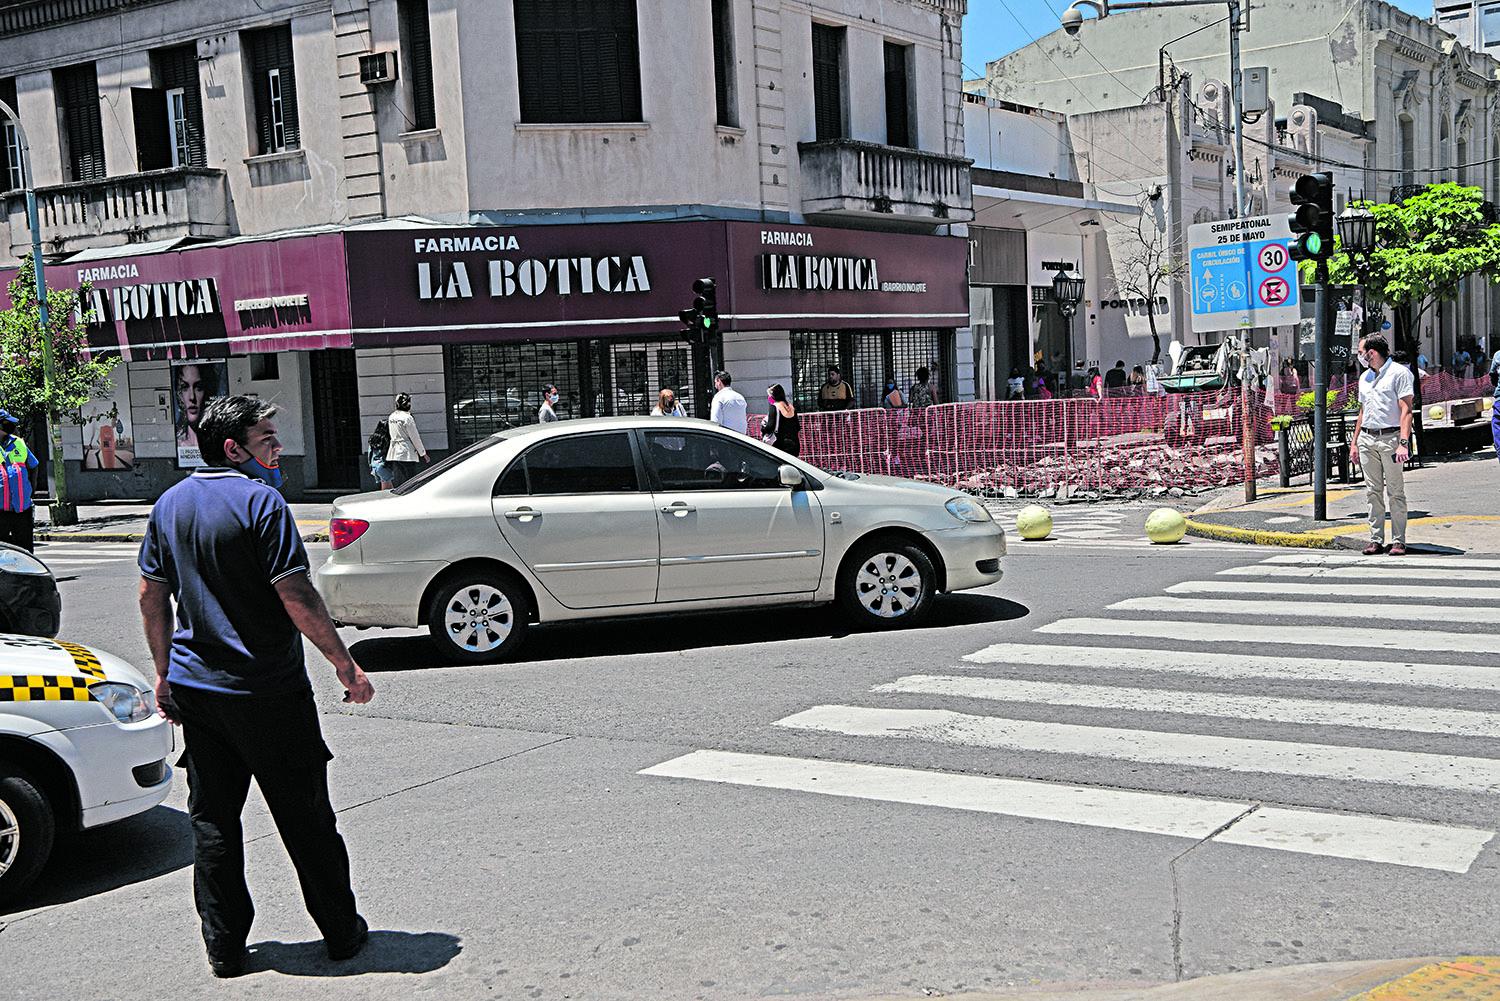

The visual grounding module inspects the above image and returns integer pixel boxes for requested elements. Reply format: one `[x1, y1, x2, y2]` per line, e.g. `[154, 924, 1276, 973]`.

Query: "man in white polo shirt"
[1349, 334, 1415, 556]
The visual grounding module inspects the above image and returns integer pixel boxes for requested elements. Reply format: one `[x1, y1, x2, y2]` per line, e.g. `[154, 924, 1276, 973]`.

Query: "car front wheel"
[837, 538, 936, 629]
[426, 573, 530, 665]
[0, 768, 55, 904]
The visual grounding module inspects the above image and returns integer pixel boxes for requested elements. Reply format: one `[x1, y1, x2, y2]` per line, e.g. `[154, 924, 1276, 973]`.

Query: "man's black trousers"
[0, 507, 34, 551]
[170, 684, 362, 958]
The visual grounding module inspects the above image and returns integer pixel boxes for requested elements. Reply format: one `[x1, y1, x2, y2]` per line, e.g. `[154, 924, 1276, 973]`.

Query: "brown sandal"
[1363, 542, 1385, 555]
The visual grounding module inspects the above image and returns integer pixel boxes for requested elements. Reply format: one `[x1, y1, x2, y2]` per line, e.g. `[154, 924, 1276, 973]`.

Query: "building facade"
[0, 0, 972, 500]
[977, 0, 1496, 369]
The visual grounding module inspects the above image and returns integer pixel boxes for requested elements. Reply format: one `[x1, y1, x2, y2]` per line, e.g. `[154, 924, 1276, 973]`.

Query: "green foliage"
[0, 255, 117, 425]
[1313, 183, 1500, 319]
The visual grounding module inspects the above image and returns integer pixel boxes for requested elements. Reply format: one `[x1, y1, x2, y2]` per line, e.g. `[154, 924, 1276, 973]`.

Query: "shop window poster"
[171, 359, 227, 468]
[81, 370, 135, 472]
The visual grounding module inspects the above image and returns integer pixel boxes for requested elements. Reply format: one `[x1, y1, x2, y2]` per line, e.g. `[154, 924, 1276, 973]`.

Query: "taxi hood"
[0, 634, 151, 690]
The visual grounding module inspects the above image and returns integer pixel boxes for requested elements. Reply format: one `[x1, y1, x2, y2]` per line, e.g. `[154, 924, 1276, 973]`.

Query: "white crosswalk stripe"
[33, 543, 135, 567]
[643, 548, 1500, 873]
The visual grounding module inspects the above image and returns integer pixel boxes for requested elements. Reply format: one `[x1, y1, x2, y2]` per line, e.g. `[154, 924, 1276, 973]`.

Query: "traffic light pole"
[1311, 259, 1331, 520]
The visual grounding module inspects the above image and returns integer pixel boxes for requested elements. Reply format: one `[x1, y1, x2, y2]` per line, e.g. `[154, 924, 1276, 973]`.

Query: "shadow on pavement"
[246, 930, 462, 977]
[351, 593, 1030, 672]
[1, 804, 192, 917]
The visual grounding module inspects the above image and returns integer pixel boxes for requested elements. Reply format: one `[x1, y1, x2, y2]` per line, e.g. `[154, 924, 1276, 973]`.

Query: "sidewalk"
[844, 955, 1499, 1001]
[32, 500, 334, 543]
[1186, 454, 1500, 554]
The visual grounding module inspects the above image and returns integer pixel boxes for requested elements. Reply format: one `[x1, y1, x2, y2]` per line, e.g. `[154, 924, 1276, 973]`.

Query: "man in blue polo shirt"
[137, 395, 375, 978]
[0, 408, 38, 552]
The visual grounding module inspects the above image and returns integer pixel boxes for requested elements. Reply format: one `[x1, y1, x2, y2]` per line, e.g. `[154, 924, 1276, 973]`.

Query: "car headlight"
[0, 547, 51, 576]
[89, 682, 155, 723]
[944, 497, 993, 524]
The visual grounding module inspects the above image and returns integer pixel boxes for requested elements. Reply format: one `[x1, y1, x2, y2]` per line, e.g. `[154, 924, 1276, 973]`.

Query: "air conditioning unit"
[359, 51, 398, 86]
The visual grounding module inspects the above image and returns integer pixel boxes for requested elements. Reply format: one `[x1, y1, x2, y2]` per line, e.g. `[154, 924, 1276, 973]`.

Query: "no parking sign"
[1188, 215, 1302, 333]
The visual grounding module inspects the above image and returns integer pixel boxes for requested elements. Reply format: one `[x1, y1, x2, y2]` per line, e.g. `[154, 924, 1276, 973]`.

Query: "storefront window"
[791, 329, 953, 411]
[444, 335, 706, 448]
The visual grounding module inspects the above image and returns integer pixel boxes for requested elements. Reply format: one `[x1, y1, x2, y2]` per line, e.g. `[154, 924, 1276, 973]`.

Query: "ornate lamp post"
[1052, 269, 1086, 393]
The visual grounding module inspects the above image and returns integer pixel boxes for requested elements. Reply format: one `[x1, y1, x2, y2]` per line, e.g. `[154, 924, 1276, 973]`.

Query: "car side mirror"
[779, 464, 804, 489]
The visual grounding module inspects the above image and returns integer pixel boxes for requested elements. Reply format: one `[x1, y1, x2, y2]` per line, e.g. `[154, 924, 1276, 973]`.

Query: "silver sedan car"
[316, 417, 1005, 664]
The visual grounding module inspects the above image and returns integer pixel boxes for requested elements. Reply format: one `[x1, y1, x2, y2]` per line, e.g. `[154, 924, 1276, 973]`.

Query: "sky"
[962, 0, 1436, 75]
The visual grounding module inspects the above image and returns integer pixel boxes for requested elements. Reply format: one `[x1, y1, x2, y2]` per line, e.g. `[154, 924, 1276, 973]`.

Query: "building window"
[1482, 4, 1500, 47]
[1458, 139, 1468, 186]
[134, 45, 206, 171]
[0, 77, 23, 190]
[1399, 115, 1415, 189]
[250, 353, 280, 381]
[244, 24, 300, 154]
[811, 23, 846, 141]
[55, 62, 106, 181]
[884, 41, 913, 148]
[711, 0, 737, 127]
[513, 0, 642, 124]
[399, 0, 437, 131]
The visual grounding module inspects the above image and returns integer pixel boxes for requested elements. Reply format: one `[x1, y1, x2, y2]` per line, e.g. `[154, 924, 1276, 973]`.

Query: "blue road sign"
[1187, 215, 1301, 333]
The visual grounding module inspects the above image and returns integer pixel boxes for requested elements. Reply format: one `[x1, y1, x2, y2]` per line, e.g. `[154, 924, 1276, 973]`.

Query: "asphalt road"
[4, 530, 1498, 1000]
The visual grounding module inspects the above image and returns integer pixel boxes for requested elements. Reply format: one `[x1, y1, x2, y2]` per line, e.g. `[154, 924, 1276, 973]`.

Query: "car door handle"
[661, 503, 696, 517]
[504, 508, 541, 522]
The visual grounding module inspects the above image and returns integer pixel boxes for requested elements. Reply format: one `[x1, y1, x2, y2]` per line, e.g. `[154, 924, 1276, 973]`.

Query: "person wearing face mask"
[762, 384, 800, 456]
[538, 384, 561, 423]
[1350, 335, 1415, 556]
[137, 395, 375, 979]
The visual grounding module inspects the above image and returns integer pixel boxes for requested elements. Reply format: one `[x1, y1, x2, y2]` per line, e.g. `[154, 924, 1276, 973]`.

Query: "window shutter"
[55, 63, 106, 181]
[244, 25, 299, 153]
[811, 25, 844, 142]
[131, 87, 171, 171]
[400, 0, 436, 130]
[514, 0, 641, 123]
[0, 77, 19, 190]
[152, 45, 206, 166]
[883, 42, 910, 148]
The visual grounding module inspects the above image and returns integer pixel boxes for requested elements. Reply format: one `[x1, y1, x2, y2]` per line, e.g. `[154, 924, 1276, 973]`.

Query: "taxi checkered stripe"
[0, 640, 106, 701]
[0, 673, 93, 702]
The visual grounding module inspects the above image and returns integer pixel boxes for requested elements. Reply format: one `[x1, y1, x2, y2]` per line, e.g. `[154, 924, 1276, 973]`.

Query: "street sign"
[1188, 215, 1302, 332]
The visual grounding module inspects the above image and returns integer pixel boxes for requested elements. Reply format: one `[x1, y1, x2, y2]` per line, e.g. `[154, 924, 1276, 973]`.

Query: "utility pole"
[0, 97, 73, 526]
[1228, 1, 1256, 500]
[1311, 259, 1331, 519]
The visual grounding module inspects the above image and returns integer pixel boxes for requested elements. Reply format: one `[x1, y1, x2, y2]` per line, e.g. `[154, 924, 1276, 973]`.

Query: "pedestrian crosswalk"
[31, 542, 137, 569]
[641, 550, 1500, 875]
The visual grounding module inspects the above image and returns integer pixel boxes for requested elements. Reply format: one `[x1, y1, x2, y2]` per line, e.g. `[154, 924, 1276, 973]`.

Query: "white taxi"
[0, 633, 173, 902]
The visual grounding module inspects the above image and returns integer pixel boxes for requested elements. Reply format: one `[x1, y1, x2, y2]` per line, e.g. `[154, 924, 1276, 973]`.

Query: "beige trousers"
[1357, 433, 1408, 545]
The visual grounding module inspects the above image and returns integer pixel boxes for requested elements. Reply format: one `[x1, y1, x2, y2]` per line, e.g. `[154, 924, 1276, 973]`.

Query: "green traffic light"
[1304, 232, 1321, 256]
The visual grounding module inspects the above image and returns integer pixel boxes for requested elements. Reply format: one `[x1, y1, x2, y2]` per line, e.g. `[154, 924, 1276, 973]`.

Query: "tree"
[0, 255, 117, 526]
[1110, 196, 1188, 366]
[1320, 182, 1500, 365]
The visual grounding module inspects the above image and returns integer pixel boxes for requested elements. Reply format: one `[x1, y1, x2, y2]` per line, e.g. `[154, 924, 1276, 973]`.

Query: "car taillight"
[329, 518, 370, 551]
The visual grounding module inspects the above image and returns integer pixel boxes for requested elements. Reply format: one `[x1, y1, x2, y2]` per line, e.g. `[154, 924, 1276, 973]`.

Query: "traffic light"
[1288, 171, 1334, 261]
[679, 277, 718, 341]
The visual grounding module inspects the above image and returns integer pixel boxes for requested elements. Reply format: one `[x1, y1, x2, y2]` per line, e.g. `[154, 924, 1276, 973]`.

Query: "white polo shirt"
[1357, 359, 1415, 431]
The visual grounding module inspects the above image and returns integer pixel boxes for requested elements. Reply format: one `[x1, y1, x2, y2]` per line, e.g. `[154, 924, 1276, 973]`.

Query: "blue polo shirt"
[139, 468, 310, 695]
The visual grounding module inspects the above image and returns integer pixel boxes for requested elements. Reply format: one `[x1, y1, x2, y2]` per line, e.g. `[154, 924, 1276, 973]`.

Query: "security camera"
[1061, 7, 1084, 34]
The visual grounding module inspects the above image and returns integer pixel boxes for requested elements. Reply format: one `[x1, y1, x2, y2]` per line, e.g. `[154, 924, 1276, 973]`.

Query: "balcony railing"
[798, 140, 973, 225]
[5, 167, 231, 258]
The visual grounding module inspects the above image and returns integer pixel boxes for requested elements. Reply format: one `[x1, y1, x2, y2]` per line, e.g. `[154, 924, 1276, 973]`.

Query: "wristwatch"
[1398, 438, 1410, 447]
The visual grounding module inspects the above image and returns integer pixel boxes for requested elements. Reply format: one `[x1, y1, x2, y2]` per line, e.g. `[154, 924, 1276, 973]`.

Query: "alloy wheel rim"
[855, 552, 921, 618]
[444, 584, 514, 653]
[0, 797, 19, 880]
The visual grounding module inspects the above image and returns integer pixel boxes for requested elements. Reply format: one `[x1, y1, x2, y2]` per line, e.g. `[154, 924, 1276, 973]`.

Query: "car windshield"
[390, 436, 504, 494]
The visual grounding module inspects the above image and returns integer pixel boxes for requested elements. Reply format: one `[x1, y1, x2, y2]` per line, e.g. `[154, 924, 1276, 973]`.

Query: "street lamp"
[1052, 269, 1086, 391]
[1062, 0, 1249, 222]
[0, 97, 72, 525]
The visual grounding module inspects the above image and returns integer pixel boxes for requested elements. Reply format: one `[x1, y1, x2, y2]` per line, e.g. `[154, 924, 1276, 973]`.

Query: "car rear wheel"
[426, 573, 530, 665]
[0, 768, 54, 904]
[837, 538, 936, 629]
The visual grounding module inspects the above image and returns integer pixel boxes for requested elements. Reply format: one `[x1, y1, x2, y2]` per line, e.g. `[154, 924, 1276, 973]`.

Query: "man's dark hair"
[1114, 359, 1125, 368]
[1364, 335, 1390, 361]
[826, 366, 840, 376]
[198, 396, 277, 467]
[715, 370, 732, 386]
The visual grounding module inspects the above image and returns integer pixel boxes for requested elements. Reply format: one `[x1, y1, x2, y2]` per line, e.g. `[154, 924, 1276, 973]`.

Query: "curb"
[1183, 518, 1364, 550]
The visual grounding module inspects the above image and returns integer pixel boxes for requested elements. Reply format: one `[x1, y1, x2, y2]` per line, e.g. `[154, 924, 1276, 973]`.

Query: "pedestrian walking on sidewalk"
[137, 396, 376, 979]
[385, 392, 428, 487]
[763, 383, 800, 456]
[537, 384, 561, 423]
[1350, 335, 1415, 556]
[0, 409, 37, 552]
[710, 370, 748, 435]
